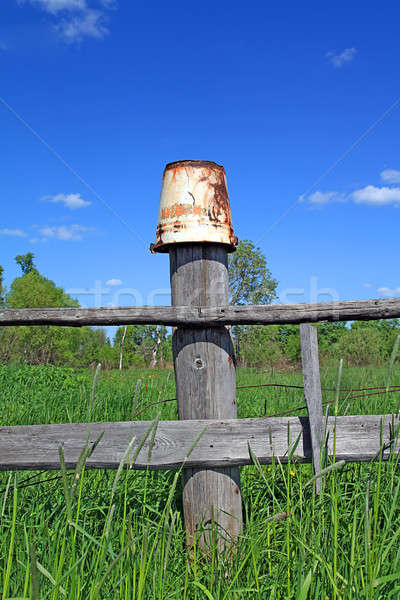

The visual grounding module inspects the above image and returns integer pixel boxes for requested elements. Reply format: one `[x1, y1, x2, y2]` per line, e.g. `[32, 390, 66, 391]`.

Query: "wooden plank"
[169, 245, 242, 546]
[1, 297, 400, 327]
[0, 415, 399, 471]
[300, 324, 324, 493]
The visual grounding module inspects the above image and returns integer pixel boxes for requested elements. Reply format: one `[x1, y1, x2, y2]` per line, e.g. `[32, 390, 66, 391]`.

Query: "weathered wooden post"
[300, 323, 324, 493]
[151, 160, 242, 547]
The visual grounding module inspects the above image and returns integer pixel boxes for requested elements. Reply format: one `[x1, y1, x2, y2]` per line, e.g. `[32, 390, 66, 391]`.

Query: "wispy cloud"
[300, 191, 346, 205]
[106, 278, 122, 286]
[377, 286, 400, 297]
[18, 0, 115, 42]
[38, 224, 91, 241]
[57, 8, 108, 42]
[381, 169, 400, 184]
[0, 228, 27, 237]
[326, 47, 357, 68]
[363, 283, 373, 289]
[43, 192, 91, 209]
[26, 0, 86, 13]
[98, 0, 117, 7]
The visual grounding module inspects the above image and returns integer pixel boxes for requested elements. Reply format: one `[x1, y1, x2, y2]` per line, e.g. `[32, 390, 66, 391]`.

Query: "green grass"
[1, 362, 400, 598]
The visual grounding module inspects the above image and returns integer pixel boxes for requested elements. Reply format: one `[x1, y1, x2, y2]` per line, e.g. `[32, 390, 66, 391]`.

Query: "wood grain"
[169, 245, 242, 545]
[1, 297, 400, 327]
[0, 415, 399, 471]
[300, 324, 324, 493]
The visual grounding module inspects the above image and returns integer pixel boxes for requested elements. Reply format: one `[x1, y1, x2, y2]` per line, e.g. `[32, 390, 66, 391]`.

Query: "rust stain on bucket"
[151, 160, 238, 253]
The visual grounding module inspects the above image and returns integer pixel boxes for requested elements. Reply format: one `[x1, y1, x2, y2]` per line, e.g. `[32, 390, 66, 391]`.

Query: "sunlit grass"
[1, 361, 400, 598]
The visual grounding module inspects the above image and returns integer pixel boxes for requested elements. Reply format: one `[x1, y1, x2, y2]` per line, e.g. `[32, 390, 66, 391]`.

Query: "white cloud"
[363, 283, 373, 289]
[39, 224, 91, 241]
[0, 228, 27, 237]
[377, 287, 400, 298]
[27, 0, 86, 13]
[57, 8, 108, 42]
[302, 180, 400, 208]
[18, 0, 113, 42]
[44, 192, 91, 209]
[106, 278, 122, 286]
[306, 191, 346, 205]
[381, 169, 400, 184]
[326, 47, 357, 68]
[352, 185, 400, 206]
[99, 0, 117, 7]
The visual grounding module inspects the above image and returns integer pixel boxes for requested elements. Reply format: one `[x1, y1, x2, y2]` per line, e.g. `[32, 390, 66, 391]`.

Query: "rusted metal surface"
[151, 160, 238, 253]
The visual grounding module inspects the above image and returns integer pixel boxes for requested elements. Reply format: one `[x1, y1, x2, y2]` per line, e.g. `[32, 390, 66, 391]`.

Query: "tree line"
[0, 253, 173, 369]
[0, 246, 399, 369]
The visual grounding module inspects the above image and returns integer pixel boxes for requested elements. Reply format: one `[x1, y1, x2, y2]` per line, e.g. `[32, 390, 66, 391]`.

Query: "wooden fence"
[1, 305, 399, 474]
[1, 297, 400, 544]
[1, 414, 398, 471]
[1, 297, 400, 326]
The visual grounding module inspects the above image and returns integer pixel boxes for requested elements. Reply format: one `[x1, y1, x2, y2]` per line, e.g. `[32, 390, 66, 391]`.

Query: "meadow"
[1, 362, 400, 599]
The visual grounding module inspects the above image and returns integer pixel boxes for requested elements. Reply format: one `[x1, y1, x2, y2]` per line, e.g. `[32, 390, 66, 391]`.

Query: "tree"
[350, 319, 400, 361]
[5, 269, 80, 365]
[0, 264, 12, 361]
[240, 325, 282, 368]
[228, 240, 277, 305]
[336, 326, 384, 366]
[0, 265, 4, 306]
[1, 259, 109, 367]
[114, 325, 169, 368]
[278, 324, 301, 364]
[15, 252, 36, 275]
[118, 326, 128, 370]
[228, 240, 278, 365]
[7, 270, 79, 310]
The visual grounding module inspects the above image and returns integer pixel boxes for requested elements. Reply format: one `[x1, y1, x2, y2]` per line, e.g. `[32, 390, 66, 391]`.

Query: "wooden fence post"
[300, 323, 324, 493]
[169, 245, 242, 547]
[151, 159, 242, 548]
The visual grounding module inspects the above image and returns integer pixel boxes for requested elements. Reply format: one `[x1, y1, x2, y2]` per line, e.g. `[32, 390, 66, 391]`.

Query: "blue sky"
[1, 0, 400, 321]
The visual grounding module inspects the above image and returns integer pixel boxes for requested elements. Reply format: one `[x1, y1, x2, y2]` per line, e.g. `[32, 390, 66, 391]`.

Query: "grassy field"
[1, 362, 400, 599]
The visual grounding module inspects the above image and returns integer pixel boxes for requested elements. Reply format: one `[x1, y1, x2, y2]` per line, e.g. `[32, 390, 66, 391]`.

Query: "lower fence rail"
[1, 414, 399, 471]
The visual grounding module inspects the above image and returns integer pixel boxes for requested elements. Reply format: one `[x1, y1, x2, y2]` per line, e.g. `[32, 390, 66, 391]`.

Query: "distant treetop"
[15, 252, 36, 275]
[228, 239, 278, 305]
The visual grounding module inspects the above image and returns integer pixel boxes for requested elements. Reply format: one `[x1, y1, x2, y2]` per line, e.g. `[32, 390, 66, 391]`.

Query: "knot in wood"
[194, 357, 205, 370]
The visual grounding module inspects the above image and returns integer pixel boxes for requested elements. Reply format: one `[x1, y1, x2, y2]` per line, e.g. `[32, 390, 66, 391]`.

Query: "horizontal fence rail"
[1, 298, 400, 327]
[1, 415, 399, 471]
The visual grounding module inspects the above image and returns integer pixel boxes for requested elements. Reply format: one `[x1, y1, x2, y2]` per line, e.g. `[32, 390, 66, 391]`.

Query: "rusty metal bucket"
[151, 160, 238, 253]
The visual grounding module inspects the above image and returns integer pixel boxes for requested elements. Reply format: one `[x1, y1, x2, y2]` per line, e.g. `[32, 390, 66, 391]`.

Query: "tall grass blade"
[386, 333, 400, 392]
[88, 363, 102, 421]
[1, 474, 12, 519]
[2, 479, 17, 600]
[192, 581, 217, 600]
[35, 562, 66, 596]
[29, 541, 39, 600]
[131, 378, 142, 419]
[296, 568, 312, 600]
[110, 436, 137, 502]
[304, 460, 346, 487]
[147, 411, 160, 461]
[58, 446, 72, 522]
